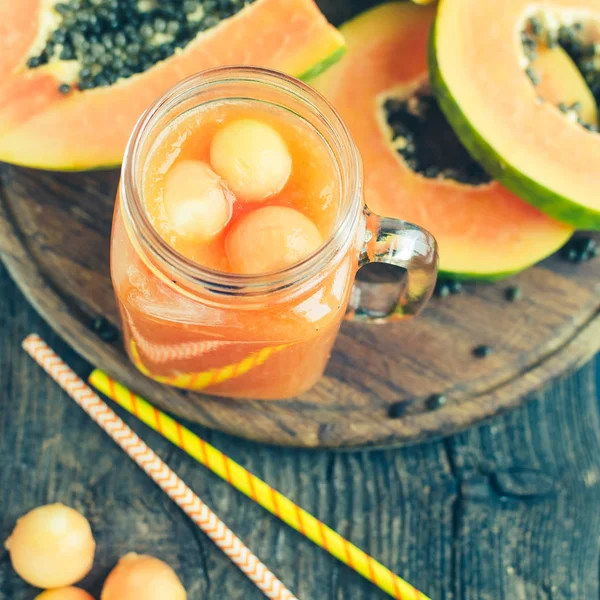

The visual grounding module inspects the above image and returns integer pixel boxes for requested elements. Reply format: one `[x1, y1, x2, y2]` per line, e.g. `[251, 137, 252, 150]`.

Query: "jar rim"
[121, 66, 362, 295]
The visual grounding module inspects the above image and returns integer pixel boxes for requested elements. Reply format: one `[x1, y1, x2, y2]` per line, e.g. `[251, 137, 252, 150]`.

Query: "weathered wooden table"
[1, 263, 599, 600]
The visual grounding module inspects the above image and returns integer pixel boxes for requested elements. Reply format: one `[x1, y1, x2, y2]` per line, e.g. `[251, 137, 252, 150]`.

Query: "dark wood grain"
[1, 264, 599, 600]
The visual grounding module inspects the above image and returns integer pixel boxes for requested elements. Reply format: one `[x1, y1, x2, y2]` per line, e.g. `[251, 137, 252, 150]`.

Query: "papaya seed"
[26, 0, 258, 90]
[384, 92, 492, 185]
[525, 66, 540, 85]
[426, 394, 447, 410]
[504, 285, 522, 302]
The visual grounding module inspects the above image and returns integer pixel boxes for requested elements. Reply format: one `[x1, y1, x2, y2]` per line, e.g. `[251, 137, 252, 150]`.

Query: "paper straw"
[89, 369, 430, 600]
[130, 338, 290, 391]
[22, 334, 299, 600]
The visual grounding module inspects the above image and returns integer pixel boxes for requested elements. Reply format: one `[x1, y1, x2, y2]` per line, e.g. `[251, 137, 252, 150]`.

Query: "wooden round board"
[1, 164, 600, 449]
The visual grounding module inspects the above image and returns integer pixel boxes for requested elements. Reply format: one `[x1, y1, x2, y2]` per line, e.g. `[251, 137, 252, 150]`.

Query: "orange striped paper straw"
[22, 334, 298, 600]
[89, 369, 430, 600]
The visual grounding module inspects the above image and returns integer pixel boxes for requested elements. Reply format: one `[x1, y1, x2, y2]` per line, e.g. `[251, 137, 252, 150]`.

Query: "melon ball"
[5, 503, 96, 589]
[210, 119, 292, 201]
[226, 206, 323, 274]
[163, 160, 231, 240]
[101, 553, 186, 600]
[35, 588, 95, 600]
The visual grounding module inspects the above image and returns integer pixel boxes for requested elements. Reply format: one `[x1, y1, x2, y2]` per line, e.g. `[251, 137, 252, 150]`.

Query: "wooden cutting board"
[1, 164, 599, 449]
[1, 0, 600, 449]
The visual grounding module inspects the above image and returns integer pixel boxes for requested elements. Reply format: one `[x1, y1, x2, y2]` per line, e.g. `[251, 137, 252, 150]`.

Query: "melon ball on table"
[163, 160, 231, 240]
[35, 589, 95, 600]
[226, 206, 323, 274]
[210, 119, 292, 201]
[101, 553, 187, 600]
[5, 503, 96, 589]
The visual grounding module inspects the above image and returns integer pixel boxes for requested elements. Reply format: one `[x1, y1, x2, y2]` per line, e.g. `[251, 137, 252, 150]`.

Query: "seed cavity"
[521, 13, 600, 132]
[383, 93, 492, 185]
[27, 0, 255, 92]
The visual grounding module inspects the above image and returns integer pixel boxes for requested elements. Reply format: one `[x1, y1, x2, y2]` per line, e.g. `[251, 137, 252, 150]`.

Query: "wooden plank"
[1, 266, 599, 599]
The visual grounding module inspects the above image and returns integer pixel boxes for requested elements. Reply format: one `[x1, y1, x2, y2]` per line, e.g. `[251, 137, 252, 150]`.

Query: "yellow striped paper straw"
[129, 339, 290, 391]
[89, 369, 430, 600]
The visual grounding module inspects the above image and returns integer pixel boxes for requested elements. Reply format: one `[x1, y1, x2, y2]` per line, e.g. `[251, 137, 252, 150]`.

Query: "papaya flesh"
[431, 0, 600, 230]
[532, 45, 597, 127]
[313, 2, 574, 279]
[0, 0, 344, 170]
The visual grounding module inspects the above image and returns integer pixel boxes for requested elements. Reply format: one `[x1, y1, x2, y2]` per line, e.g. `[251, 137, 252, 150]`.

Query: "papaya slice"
[313, 2, 574, 279]
[431, 0, 600, 229]
[0, 0, 344, 170]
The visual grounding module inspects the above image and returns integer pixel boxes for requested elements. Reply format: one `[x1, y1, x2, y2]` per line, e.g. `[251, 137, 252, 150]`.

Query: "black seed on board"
[426, 394, 447, 410]
[435, 278, 463, 297]
[472, 344, 493, 358]
[435, 278, 460, 298]
[388, 401, 410, 419]
[436, 284, 450, 298]
[90, 316, 119, 342]
[449, 280, 463, 294]
[505, 285, 522, 302]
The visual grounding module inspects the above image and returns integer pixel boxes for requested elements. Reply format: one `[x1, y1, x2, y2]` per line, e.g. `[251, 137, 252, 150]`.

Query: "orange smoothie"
[111, 98, 359, 399]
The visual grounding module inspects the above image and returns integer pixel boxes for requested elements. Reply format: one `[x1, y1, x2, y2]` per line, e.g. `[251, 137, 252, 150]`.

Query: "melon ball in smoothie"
[210, 118, 292, 201]
[163, 160, 231, 240]
[226, 205, 323, 274]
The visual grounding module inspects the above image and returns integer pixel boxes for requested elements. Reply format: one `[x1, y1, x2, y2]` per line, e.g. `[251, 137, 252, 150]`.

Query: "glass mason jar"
[111, 67, 438, 400]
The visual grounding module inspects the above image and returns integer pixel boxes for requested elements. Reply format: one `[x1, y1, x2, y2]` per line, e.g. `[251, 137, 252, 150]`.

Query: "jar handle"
[346, 208, 438, 322]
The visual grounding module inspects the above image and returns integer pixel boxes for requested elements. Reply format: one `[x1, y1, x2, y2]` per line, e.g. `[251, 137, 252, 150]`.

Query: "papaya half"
[430, 0, 600, 230]
[313, 2, 576, 279]
[0, 0, 344, 170]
